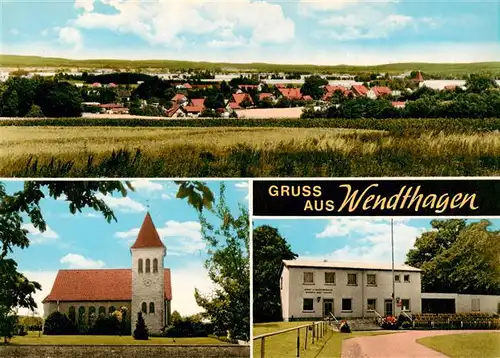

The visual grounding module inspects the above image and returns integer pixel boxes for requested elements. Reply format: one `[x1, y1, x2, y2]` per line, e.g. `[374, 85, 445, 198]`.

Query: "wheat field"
[1, 126, 500, 177]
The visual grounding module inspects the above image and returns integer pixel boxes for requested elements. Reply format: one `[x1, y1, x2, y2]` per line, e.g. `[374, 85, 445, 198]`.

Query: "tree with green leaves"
[406, 219, 500, 294]
[301, 75, 328, 100]
[194, 183, 249, 341]
[465, 74, 499, 93]
[0, 180, 214, 342]
[253, 225, 297, 323]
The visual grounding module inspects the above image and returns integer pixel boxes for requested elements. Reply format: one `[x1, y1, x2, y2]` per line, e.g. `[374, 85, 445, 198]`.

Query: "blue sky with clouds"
[3, 179, 249, 316]
[2, 0, 499, 64]
[253, 218, 500, 265]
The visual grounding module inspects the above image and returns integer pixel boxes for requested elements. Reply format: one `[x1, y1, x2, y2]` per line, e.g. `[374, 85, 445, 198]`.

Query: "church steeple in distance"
[131, 212, 165, 249]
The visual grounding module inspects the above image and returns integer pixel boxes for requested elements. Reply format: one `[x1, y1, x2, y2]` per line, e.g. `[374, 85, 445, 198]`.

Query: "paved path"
[341, 330, 500, 358]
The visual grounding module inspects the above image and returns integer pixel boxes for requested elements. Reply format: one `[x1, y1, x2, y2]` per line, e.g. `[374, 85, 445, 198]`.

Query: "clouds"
[116, 220, 205, 255]
[96, 192, 146, 213]
[71, 0, 294, 48]
[300, 0, 434, 41]
[55, 26, 83, 50]
[22, 223, 59, 244]
[310, 219, 425, 265]
[60, 253, 106, 269]
[18, 271, 58, 316]
[234, 181, 250, 201]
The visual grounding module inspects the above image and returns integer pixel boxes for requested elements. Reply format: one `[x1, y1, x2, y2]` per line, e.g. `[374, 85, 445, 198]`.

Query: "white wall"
[281, 266, 421, 320]
[422, 293, 500, 314]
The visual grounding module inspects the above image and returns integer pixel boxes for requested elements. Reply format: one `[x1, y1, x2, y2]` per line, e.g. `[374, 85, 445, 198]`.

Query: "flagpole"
[391, 218, 395, 317]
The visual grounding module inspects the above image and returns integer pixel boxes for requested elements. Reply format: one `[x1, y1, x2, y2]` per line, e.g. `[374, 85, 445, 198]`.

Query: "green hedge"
[2, 117, 500, 134]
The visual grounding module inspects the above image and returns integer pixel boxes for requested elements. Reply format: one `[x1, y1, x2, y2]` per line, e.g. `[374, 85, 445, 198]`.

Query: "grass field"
[417, 332, 500, 358]
[7, 331, 227, 345]
[1, 123, 500, 177]
[253, 322, 389, 358]
[2, 55, 500, 75]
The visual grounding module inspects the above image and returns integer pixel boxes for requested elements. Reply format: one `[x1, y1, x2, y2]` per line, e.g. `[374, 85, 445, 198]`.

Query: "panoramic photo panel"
[252, 218, 500, 358]
[0, 180, 250, 358]
[0, 1, 499, 177]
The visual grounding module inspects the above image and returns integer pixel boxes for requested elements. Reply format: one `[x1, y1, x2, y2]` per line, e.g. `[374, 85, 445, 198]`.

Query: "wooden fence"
[253, 321, 329, 358]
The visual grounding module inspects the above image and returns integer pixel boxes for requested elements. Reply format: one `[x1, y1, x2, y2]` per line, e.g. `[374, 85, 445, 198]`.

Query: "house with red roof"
[367, 86, 393, 99]
[391, 101, 406, 109]
[414, 71, 424, 83]
[171, 93, 189, 106]
[350, 84, 369, 97]
[228, 93, 254, 110]
[278, 87, 303, 100]
[42, 212, 172, 333]
[258, 93, 276, 102]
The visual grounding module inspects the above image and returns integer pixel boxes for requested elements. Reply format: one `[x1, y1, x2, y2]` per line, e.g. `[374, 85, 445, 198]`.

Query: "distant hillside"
[1, 54, 499, 75]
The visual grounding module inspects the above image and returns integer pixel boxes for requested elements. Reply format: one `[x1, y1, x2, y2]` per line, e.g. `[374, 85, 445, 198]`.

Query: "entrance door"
[323, 299, 334, 317]
[384, 299, 393, 316]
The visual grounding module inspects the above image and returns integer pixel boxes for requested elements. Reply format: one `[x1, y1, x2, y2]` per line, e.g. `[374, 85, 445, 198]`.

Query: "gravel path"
[341, 330, 500, 358]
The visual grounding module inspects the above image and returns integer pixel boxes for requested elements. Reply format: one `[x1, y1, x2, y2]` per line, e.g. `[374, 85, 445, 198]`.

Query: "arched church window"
[68, 306, 76, 323]
[141, 302, 147, 313]
[149, 302, 155, 314]
[98, 306, 106, 316]
[146, 259, 151, 273]
[153, 258, 158, 273]
[78, 306, 86, 323]
[109, 306, 116, 315]
[89, 306, 96, 323]
[138, 259, 143, 273]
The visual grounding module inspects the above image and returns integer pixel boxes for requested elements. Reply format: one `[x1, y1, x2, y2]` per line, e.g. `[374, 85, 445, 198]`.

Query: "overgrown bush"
[43, 312, 77, 335]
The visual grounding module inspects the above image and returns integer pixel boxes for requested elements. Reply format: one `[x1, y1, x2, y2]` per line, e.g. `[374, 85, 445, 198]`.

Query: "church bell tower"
[131, 212, 166, 334]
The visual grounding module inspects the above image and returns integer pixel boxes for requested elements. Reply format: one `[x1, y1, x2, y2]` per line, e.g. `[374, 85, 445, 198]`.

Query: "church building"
[42, 212, 172, 334]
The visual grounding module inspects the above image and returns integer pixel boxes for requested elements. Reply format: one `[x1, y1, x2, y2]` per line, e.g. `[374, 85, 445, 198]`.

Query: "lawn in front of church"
[9, 331, 230, 345]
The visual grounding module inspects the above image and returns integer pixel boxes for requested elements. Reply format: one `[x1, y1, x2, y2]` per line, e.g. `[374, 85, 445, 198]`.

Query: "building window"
[347, 273, 357, 285]
[394, 274, 400, 282]
[141, 302, 147, 313]
[138, 259, 143, 273]
[303, 298, 314, 311]
[280, 277, 283, 290]
[68, 306, 76, 323]
[78, 306, 86, 323]
[342, 298, 352, 312]
[401, 299, 410, 311]
[325, 272, 335, 285]
[303, 272, 314, 284]
[404, 274, 410, 283]
[88, 306, 96, 322]
[471, 299, 480, 312]
[367, 274, 376, 285]
[153, 258, 158, 273]
[98, 306, 106, 316]
[109, 306, 116, 314]
[149, 302, 155, 314]
[146, 259, 151, 273]
[367, 299, 376, 311]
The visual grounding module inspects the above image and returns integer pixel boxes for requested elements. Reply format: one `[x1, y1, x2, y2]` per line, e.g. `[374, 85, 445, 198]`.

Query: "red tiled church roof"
[131, 212, 165, 249]
[42, 269, 172, 302]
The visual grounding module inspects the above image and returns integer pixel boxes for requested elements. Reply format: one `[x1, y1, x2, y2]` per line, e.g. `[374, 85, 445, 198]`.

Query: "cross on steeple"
[146, 199, 150, 211]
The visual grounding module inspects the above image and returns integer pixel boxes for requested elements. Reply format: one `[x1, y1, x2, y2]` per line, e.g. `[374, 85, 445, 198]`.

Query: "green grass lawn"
[417, 332, 500, 358]
[8, 331, 228, 345]
[253, 322, 389, 358]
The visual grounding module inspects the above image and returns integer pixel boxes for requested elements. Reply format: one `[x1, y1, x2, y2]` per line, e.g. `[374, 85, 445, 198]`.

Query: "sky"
[3, 179, 249, 317]
[1, 0, 499, 64]
[253, 218, 500, 265]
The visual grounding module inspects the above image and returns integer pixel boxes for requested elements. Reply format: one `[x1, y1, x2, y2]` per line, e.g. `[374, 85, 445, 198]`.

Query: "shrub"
[133, 312, 149, 340]
[43, 312, 77, 335]
[89, 314, 120, 335]
[381, 316, 399, 330]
